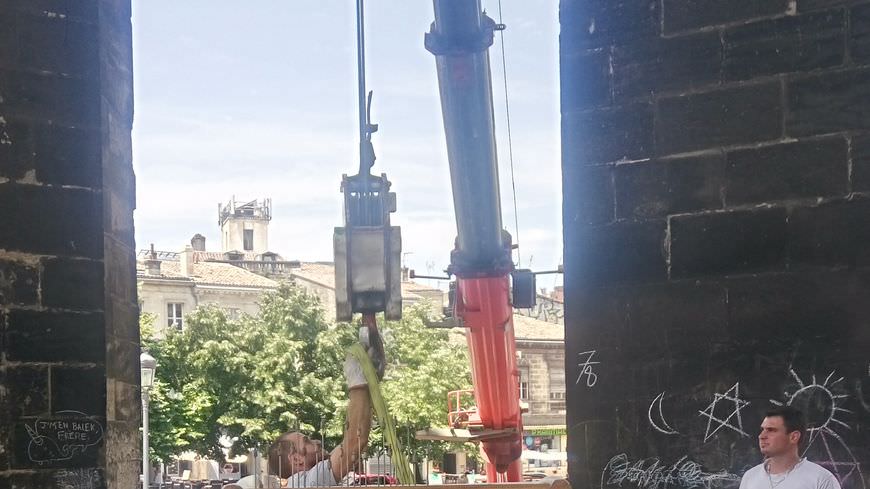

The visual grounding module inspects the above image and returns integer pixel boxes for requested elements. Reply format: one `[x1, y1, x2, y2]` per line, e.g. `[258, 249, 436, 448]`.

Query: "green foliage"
[376, 303, 473, 463]
[142, 286, 472, 465]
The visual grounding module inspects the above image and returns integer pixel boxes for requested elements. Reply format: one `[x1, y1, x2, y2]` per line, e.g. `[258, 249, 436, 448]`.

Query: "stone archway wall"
[0, 1, 138, 488]
[561, 0, 870, 487]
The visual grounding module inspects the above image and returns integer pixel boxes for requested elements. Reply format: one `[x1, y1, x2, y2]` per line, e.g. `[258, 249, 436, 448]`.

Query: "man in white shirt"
[740, 406, 841, 489]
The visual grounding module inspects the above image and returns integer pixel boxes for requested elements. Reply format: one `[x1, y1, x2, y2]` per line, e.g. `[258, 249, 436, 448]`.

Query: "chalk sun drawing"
[576, 350, 600, 388]
[648, 392, 679, 435]
[698, 382, 750, 442]
[771, 369, 864, 489]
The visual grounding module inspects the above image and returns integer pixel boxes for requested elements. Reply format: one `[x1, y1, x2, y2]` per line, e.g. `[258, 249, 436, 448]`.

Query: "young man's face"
[280, 433, 318, 474]
[759, 416, 800, 457]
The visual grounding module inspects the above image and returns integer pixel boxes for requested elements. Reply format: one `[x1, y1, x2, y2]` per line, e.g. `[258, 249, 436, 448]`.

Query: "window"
[167, 302, 184, 330]
[549, 391, 566, 412]
[243, 229, 254, 251]
[548, 367, 566, 412]
[519, 367, 530, 400]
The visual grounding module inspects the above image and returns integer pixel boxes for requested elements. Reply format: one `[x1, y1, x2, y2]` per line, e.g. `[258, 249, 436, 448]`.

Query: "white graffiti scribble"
[698, 383, 750, 442]
[576, 350, 600, 387]
[518, 297, 564, 324]
[601, 454, 739, 489]
[771, 369, 865, 489]
[54, 468, 102, 489]
[25, 411, 104, 464]
[648, 392, 679, 435]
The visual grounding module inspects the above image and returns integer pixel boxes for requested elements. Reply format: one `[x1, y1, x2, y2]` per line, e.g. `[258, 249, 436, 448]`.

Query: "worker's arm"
[329, 385, 372, 482]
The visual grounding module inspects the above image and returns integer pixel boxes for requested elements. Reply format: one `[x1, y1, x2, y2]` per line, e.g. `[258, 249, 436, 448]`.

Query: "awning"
[522, 450, 567, 461]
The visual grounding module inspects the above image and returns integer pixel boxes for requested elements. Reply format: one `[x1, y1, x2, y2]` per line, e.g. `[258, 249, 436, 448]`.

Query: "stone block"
[852, 3, 870, 63]
[662, 0, 789, 34]
[570, 220, 667, 286]
[560, 0, 659, 50]
[42, 258, 104, 311]
[853, 134, 870, 192]
[0, 117, 35, 180]
[0, 10, 16, 69]
[563, 164, 614, 225]
[787, 199, 870, 267]
[725, 137, 848, 205]
[103, 238, 135, 302]
[0, 259, 38, 306]
[5, 366, 49, 417]
[0, 184, 103, 258]
[726, 271, 868, 350]
[560, 49, 611, 111]
[52, 367, 106, 415]
[656, 83, 782, 156]
[0, 69, 100, 128]
[105, 338, 138, 386]
[670, 208, 788, 278]
[723, 10, 845, 80]
[614, 153, 725, 219]
[562, 103, 653, 165]
[33, 124, 102, 188]
[16, 12, 99, 78]
[799, 0, 867, 11]
[786, 67, 870, 136]
[6, 0, 99, 22]
[6, 310, 105, 363]
[613, 31, 721, 100]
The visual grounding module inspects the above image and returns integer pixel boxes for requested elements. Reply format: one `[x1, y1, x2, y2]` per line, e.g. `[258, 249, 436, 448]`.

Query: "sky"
[131, 0, 562, 291]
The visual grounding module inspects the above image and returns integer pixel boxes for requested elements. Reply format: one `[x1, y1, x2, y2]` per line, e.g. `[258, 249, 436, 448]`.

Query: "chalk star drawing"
[648, 392, 680, 435]
[575, 350, 600, 388]
[698, 382, 750, 442]
[771, 369, 865, 489]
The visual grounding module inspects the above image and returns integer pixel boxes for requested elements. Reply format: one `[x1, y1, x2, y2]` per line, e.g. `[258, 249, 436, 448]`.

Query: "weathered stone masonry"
[561, 0, 870, 487]
[0, 1, 138, 489]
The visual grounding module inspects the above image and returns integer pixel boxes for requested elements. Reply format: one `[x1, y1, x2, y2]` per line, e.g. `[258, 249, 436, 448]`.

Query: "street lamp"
[141, 351, 157, 489]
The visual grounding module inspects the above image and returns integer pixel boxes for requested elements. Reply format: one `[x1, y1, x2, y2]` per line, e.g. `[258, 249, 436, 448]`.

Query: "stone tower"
[218, 197, 272, 254]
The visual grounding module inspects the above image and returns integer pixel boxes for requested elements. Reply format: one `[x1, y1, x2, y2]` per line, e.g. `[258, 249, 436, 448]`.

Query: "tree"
[144, 284, 354, 461]
[142, 284, 474, 467]
[376, 303, 473, 466]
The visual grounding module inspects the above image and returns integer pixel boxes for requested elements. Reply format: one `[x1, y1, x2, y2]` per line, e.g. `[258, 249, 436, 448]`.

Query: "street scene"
[0, 1, 868, 489]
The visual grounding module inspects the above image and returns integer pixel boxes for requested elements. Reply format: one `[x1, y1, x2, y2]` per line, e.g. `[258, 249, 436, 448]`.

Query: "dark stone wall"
[561, 0, 870, 488]
[0, 1, 139, 488]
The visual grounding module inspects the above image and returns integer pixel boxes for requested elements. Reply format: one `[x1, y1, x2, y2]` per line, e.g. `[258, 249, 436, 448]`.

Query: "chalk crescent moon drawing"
[648, 392, 680, 435]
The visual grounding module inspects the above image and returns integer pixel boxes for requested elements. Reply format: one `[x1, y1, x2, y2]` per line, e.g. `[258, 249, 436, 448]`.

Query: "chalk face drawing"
[24, 411, 104, 465]
[576, 350, 600, 388]
[698, 383, 750, 442]
[601, 453, 740, 489]
[771, 369, 865, 489]
[648, 392, 680, 435]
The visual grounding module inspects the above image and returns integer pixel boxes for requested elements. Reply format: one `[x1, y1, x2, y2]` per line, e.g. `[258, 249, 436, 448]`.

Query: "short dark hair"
[765, 406, 807, 442]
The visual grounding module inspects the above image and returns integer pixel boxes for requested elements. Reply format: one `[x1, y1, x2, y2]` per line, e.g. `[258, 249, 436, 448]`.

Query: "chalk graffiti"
[698, 383, 750, 442]
[601, 454, 739, 489]
[771, 369, 864, 489]
[856, 381, 870, 414]
[54, 468, 102, 489]
[518, 297, 564, 324]
[770, 370, 851, 435]
[648, 392, 679, 435]
[0, 116, 12, 146]
[576, 350, 600, 388]
[25, 411, 104, 464]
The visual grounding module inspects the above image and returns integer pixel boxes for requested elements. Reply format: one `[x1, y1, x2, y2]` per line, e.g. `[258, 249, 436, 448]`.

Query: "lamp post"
[141, 351, 157, 489]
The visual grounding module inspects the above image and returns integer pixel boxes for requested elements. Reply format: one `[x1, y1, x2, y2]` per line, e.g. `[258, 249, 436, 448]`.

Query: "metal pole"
[142, 390, 150, 489]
